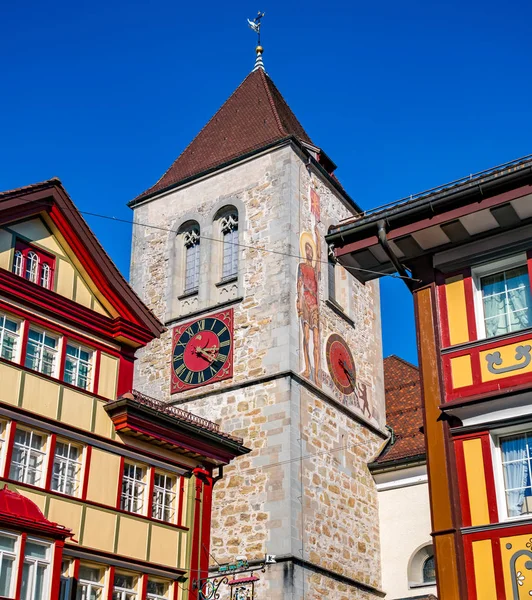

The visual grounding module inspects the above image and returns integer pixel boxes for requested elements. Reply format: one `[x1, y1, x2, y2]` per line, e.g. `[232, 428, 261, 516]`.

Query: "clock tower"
[129, 48, 386, 599]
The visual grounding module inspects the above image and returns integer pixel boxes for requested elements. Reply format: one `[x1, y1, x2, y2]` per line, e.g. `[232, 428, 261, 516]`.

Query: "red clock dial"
[326, 334, 356, 395]
[171, 309, 234, 393]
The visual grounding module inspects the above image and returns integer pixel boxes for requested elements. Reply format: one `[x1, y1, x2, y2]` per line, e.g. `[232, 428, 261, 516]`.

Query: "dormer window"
[12, 241, 55, 291]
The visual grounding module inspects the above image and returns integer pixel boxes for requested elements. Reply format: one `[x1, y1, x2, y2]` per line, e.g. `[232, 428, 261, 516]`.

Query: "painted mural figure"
[297, 222, 322, 387]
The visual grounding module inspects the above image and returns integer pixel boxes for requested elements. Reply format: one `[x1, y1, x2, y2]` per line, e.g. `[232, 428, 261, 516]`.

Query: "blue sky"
[2, 0, 531, 365]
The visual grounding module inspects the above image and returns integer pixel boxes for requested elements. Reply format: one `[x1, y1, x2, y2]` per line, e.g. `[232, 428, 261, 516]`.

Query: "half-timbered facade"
[328, 154, 532, 599]
[0, 179, 248, 600]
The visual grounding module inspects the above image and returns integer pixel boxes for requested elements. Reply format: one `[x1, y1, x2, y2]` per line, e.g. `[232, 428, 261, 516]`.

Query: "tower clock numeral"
[217, 325, 227, 335]
[197, 319, 206, 331]
[185, 326, 195, 337]
[197, 371, 205, 384]
[209, 365, 217, 377]
[184, 371, 193, 384]
[174, 352, 184, 361]
[175, 363, 186, 377]
[210, 320, 217, 330]
[219, 340, 231, 348]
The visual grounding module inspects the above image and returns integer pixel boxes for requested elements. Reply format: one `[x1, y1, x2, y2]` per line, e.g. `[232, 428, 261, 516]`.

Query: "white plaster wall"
[378, 478, 437, 599]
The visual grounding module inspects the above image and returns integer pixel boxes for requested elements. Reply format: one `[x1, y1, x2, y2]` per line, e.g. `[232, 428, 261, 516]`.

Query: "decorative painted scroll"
[508, 539, 532, 598]
[485, 344, 532, 375]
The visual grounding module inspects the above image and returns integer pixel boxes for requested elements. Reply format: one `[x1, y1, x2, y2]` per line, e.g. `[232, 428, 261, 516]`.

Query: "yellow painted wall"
[47, 497, 83, 535]
[116, 516, 149, 560]
[55, 258, 75, 299]
[75, 277, 93, 309]
[0, 363, 22, 406]
[471, 539, 497, 600]
[150, 524, 180, 567]
[450, 355, 473, 388]
[82, 507, 117, 552]
[480, 338, 532, 382]
[463, 438, 490, 526]
[9, 219, 66, 258]
[93, 399, 113, 438]
[444, 275, 470, 345]
[60, 388, 94, 431]
[85, 448, 120, 506]
[21, 373, 60, 419]
[0, 230, 12, 270]
[98, 353, 118, 400]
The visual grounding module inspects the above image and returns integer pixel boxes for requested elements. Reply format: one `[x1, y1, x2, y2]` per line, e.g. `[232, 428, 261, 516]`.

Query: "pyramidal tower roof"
[132, 60, 315, 203]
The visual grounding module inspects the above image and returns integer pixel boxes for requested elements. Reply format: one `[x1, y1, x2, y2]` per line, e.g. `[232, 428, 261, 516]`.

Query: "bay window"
[64, 343, 93, 390]
[474, 255, 532, 339]
[25, 328, 58, 377]
[0, 533, 17, 598]
[9, 429, 46, 487]
[51, 440, 83, 496]
[20, 539, 51, 600]
[152, 472, 176, 523]
[112, 572, 138, 600]
[76, 564, 105, 600]
[120, 463, 146, 514]
[0, 315, 20, 362]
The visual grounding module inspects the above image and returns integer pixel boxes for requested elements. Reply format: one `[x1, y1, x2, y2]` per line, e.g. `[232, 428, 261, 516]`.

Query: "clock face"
[326, 334, 356, 395]
[170, 309, 234, 393]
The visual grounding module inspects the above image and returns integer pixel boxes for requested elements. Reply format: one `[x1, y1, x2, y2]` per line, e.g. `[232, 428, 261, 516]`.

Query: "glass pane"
[0, 535, 16, 552]
[25, 541, 48, 559]
[423, 556, 436, 582]
[0, 556, 13, 596]
[21, 563, 30, 600]
[34, 564, 47, 599]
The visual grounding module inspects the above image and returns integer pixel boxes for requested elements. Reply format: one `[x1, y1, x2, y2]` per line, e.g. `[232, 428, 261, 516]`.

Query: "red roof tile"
[134, 68, 313, 202]
[375, 355, 426, 465]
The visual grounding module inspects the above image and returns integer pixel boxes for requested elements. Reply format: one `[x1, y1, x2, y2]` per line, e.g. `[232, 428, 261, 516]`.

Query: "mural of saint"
[297, 223, 321, 387]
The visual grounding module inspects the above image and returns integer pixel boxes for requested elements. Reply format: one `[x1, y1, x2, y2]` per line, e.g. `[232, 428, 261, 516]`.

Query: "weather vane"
[247, 11, 265, 47]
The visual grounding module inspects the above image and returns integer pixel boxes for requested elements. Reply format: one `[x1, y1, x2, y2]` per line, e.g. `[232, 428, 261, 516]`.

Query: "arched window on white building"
[183, 225, 200, 294]
[220, 211, 238, 281]
[408, 543, 436, 588]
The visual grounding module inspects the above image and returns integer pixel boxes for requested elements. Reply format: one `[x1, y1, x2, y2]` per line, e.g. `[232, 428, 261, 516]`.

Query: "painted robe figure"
[297, 222, 322, 387]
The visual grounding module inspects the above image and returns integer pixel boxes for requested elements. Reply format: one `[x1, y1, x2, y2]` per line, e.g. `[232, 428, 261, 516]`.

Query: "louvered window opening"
[183, 228, 200, 293]
[221, 213, 238, 281]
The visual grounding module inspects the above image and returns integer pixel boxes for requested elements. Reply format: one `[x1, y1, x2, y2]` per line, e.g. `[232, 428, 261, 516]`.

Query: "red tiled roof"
[375, 355, 426, 465]
[133, 68, 313, 202]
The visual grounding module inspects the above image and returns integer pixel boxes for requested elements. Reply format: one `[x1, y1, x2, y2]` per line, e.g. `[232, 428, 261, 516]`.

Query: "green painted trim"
[44, 495, 51, 518]
[79, 505, 87, 545]
[177, 531, 183, 570]
[146, 523, 152, 562]
[183, 482, 196, 577]
[17, 371, 26, 407]
[90, 397, 98, 433]
[114, 514, 121, 553]
[56, 386, 64, 421]
[72, 274, 78, 303]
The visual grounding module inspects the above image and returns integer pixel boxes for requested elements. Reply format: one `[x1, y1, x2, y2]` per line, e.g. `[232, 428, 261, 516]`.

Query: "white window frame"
[183, 227, 200, 295]
[21, 537, 52, 600]
[63, 341, 93, 391]
[120, 463, 147, 515]
[13, 250, 24, 277]
[0, 531, 19, 598]
[113, 571, 139, 600]
[472, 253, 531, 340]
[491, 422, 532, 522]
[152, 472, 176, 523]
[51, 439, 83, 497]
[220, 212, 238, 281]
[77, 563, 106, 599]
[9, 428, 47, 487]
[0, 313, 21, 363]
[25, 327, 59, 377]
[25, 252, 39, 284]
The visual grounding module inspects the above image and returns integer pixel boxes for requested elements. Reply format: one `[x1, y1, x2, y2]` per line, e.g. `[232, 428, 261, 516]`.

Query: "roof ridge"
[384, 354, 419, 371]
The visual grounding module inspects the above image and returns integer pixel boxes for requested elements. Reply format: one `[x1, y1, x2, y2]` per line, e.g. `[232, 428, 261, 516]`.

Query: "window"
[220, 212, 238, 281]
[152, 473, 176, 522]
[64, 343, 93, 390]
[25, 328, 58, 377]
[147, 579, 170, 600]
[21, 539, 51, 600]
[120, 463, 146, 514]
[0, 533, 17, 598]
[183, 226, 200, 294]
[498, 430, 532, 518]
[113, 572, 138, 600]
[0, 314, 19, 362]
[422, 555, 436, 584]
[474, 256, 532, 339]
[59, 559, 74, 600]
[76, 564, 105, 600]
[12, 242, 55, 290]
[9, 429, 46, 486]
[51, 441, 82, 496]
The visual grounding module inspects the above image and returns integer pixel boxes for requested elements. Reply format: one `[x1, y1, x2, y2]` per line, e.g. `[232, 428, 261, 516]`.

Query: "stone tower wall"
[129, 143, 386, 598]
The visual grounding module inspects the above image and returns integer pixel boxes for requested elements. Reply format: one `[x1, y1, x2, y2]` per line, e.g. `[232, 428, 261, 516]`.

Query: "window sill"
[178, 290, 199, 300]
[441, 324, 532, 354]
[215, 276, 238, 287]
[325, 299, 355, 327]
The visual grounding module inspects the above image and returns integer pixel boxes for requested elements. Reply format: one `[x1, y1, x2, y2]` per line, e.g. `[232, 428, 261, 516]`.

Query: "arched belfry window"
[183, 225, 200, 294]
[220, 211, 238, 281]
